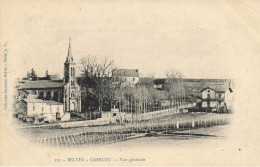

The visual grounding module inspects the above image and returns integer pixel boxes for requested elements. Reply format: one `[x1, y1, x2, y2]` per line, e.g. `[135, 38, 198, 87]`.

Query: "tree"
[165, 69, 184, 107]
[27, 68, 38, 81]
[79, 55, 125, 114]
[45, 69, 50, 80]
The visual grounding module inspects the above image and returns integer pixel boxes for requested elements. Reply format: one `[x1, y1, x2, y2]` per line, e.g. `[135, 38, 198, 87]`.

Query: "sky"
[2, 0, 260, 79]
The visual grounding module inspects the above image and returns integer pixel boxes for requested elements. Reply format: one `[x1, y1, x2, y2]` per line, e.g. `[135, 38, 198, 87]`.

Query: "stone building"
[112, 69, 139, 87]
[63, 39, 81, 113]
[200, 86, 227, 108]
[16, 39, 81, 121]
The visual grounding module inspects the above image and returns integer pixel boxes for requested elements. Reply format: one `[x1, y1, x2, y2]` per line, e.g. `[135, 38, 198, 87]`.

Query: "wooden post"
[131, 96, 133, 122]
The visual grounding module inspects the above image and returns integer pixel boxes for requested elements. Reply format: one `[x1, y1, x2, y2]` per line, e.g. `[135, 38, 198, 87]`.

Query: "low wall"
[58, 104, 193, 128]
[58, 118, 115, 128]
[128, 104, 192, 122]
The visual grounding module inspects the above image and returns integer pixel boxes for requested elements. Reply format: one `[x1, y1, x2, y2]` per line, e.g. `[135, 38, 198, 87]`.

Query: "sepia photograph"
[0, 0, 260, 166]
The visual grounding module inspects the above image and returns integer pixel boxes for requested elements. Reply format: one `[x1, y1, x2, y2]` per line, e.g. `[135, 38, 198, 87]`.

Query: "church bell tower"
[64, 38, 76, 84]
[64, 38, 81, 112]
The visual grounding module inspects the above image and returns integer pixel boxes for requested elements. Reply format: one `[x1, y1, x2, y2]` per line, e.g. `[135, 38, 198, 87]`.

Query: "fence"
[56, 104, 193, 128]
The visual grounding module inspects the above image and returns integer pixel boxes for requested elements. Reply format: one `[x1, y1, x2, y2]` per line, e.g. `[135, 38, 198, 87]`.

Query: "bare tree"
[80, 55, 125, 114]
[165, 69, 184, 108]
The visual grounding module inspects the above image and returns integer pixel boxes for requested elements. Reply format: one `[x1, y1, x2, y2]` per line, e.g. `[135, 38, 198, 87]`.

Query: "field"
[14, 78, 231, 148]
[17, 112, 231, 148]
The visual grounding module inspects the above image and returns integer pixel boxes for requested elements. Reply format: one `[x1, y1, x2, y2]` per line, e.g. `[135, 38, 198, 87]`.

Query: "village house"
[16, 39, 81, 122]
[112, 69, 139, 87]
[200, 86, 229, 108]
[17, 99, 65, 122]
[17, 89, 38, 101]
[153, 79, 166, 90]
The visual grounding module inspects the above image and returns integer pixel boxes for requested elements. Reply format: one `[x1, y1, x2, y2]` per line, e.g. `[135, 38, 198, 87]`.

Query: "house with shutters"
[200, 86, 228, 108]
[17, 99, 65, 122]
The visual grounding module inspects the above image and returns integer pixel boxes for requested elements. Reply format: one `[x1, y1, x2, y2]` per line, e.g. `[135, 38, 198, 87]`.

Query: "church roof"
[113, 69, 139, 77]
[18, 80, 64, 89]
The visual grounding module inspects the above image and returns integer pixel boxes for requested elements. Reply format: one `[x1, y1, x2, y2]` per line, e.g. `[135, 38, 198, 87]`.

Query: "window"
[46, 91, 51, 100]
[39, 92, 44, 99]
[33, 104, 35, 111]
[71, 80, 75, 86]
[133, 78, 135, 81]
[207, 94, 210, 98]
[71, 67, 75, 77]
[42, 106, 44, 111]
[50, 105, 52, 112]
[208, 89, 210, 93]
[219, 94, 221, 98]
[57, 107, 59, 112]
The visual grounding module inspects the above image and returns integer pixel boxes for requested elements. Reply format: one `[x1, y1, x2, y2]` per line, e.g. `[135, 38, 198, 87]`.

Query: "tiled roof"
[214, 85, 227, 92]
[23, 99, 63, 105]
[201, 85, 227, 92]
[24, 90, 37, 95]
[23, 99, 44, 103]
[18, 80, 64, 89]
[113, 69, 139, 77]
[45, 100, 63, 105]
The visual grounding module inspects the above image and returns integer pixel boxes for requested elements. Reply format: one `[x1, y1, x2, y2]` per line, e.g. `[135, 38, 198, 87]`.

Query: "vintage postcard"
[0, 0, 260, 166]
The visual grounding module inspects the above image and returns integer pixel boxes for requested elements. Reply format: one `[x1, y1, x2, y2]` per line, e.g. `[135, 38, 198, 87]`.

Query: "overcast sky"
[2, 0, 260, 79]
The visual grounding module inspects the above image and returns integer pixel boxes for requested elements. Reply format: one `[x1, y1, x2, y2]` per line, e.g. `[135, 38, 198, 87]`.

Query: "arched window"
[70, 67, 75, 77]
[46, 91, 51, 100]
[39, 92, 44, 99]
[71, 80, 75, 86]
[71, 91, 75, 97]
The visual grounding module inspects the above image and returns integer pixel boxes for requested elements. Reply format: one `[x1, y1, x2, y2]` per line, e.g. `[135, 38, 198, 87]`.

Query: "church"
[16, 39, 81, 122]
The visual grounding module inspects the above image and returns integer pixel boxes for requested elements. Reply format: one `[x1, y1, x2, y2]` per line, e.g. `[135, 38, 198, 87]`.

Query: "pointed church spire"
[66, 38, 73, 63]
[68, 38, 71, 57]
[69, 38, 72, 52]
